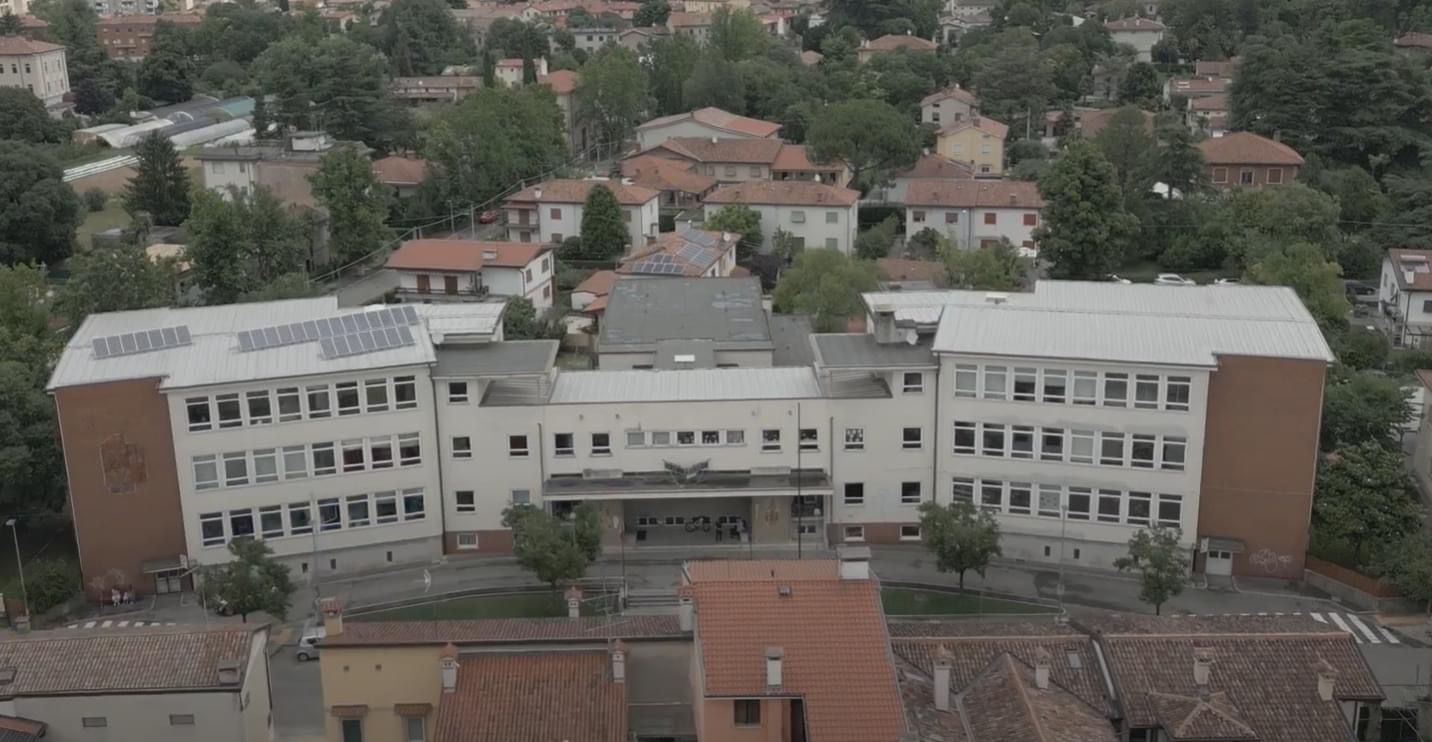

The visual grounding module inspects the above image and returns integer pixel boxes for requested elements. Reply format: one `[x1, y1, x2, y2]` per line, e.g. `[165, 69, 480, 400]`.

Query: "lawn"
[74, 199, 132, 251]
[353, 591, 616, 622]
[880, 587, 1053, 616]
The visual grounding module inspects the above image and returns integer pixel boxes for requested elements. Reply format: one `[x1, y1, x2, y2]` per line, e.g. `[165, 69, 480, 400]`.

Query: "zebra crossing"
[64, 619, 178, 630]
[1213, 611, 1401, 645]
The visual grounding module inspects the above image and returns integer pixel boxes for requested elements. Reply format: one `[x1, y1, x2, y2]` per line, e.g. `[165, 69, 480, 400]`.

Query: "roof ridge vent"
[984, 292, 1008, 305]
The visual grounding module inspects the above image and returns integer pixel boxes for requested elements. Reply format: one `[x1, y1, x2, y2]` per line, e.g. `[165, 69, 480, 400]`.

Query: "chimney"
[534, 187, 543, 199]
[1192, 646, 1213, 687]
[1316, 659, 1337, 702]
[216, 659, 242, 685]
[933, 647, 952, 712]
[1034, 648, 1051, 690]
[1406, 270, 1415, 285]
[678, 595, 694, 631]
[318, 596, 344, 636]
[611, 640, 627, 683]
[837, 545, 871, 580]
[565, 585, 583, 618]
[710, 136, 718, 144]
[765, 647, 784, 688]
[440, 644, 460, 693]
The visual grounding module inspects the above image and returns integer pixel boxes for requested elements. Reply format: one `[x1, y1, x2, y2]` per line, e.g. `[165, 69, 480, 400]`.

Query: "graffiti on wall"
[1248, 548, 1293, 574]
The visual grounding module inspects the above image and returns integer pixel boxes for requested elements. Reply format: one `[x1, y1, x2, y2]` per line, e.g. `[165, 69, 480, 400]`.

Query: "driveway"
[271, 648, 325, 741]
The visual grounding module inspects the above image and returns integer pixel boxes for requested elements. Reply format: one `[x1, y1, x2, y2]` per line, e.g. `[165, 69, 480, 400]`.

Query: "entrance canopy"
[544, 468, 832, 502]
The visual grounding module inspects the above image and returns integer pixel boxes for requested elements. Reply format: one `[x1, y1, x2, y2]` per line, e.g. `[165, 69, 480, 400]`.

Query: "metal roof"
[433, 340, 558, 378]
[547, 368, 823, 404]
[599, 277, 772, 352]
[811, 333, 937, 369]
[422, 303, 507, 341]
[769, 314, 816, 367]
[870, 281, 1335, 366]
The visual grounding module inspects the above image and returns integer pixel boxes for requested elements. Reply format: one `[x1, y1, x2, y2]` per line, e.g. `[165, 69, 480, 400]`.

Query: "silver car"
[1154, 273, 1197, 286]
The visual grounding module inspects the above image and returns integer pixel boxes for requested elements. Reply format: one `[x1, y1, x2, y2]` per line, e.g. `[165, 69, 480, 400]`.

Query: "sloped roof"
[864, 33, 938, 51]
[573, 269, 619, 297]
[0, 36, 63, 54]
[921, 85, 979, 107]
[433, 653, 626, 742]
[1105, 16, 1165, 31]
[1197, 131, 1304, 166]
[617, 228, 737, 277]
[958, 654, 1116, 742]
[507, 178, 659, 205]
[771, 143, 843, 172]
[538, 69, 579, 94]
[800, 49, 824, 65]
[898, 152, 976, 180]
[322, 616, 683, 647]
[905, 179, 1043, 209]
[1395, 31, 1432, 48]
[620, 154, 718, 194]
[1386, 248, 1432, 291]
[1189, 93, 1230, 112]
[877, 257, 948, 285]
[385, 240, 548, 272]
[0, 627, 257, 698]
[636, 106, 781, 138]
[648, 136, 785, 164]
[371, 155, 428, 185]
[938, 116, 1009, 138]
[705, 180, 860, 207]
[1147, 691, 1257, 741]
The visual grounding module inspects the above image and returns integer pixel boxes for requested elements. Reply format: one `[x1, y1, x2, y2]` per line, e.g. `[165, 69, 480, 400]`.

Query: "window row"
[842, 480, 924, 506]
[842, 524, 922, 542]
[513, 427, 824, 458]
[952, 365, 1191, 411]
[453, 488, 530, 513]
[199, 488, 427, 547]
[843, 427, 924, 451]
[951, 477, 1184, 528]
[186, 375, 419, 432]
[192, 433, 423, 490]
[951, 422, 1186, 471]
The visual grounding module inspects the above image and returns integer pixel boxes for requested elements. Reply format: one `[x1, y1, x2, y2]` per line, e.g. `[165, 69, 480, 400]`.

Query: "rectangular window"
[394, 376, 418, 409]
[277, 387, 302, 422]
[365, 379, 389, 413]
[981, 423, 1006, 457]
[749, 165, 762, 177]
[448, 382, 469, 403]
[371, 437, 394, 469]
[260, 505, 284, 538]
[677, 431, 696, 446]
[1128, 491, 1152, 526]
[1070, 430, 1095, 464]
[1103, 373, 1128, 408]
[194, 455, 219, 490]
[726, 430, 744, 445]
[1162, 436, 1187, 471]
[900, 525, 921, 541]
[982, 366, 1007, 400]
[799, 428, 818, 451]
[200, 512, 224, 546]
[702, 430, 720, 445]
[398, 433, 421, 465]
[844, 428, 865, 451]
[247, 390, 273, 425]
[223, 452, 249, 486]
[1040, 428, 1064, 462]
[318, 498, 342, 531]
[452, 436, 472, 459]
[762, 429, 781, 452]
[282, 446, 307, 479]
[627, 431, 646, 448]
[1134, 375, 1160, 409]
[952, 477, 974, 503]
[945, 211, 958, 224]
[1037, 484, 1061, 517]
[187, 396, 212, 431]
[216, 393, 243, 428]
[403, 489, 426, 521]
[980, 480, 1003, 511]
[791, 210, 806, 223]
[512, 489, 531, 505]
[1008, 482, 1032, 515]
[1066, 487, 1091, 520]
[341, 439, 366, 473]
[312, 443, 337, 476]
[913, 210, 926, 223]
[336, 382, 361, 416]
[229, 508, 255, 539]
[651, 431, 671, 446]
[509, 435, 529, 457]
[554, 433, 574, 456]
[843, 525, 865, 542]
[1012, 367, 1037, 401]
[1042, 369, 1067, 404]
[1212, 166, 1227, 183]
[1157, 494, 1183, 527]
[1023, 212, 1037, 227]
[1096, 489, 1122, 523]
[826, 211, 839, 224]
[901, 481, 922, 504]
[1130, 434, 1156, 469]
[1166, 376, 1191, 411]
[902, 427, 923, 450]
[375, 492, 399, 524]
[455, 533, 479, 550]
[954, 364, 977, 397]
[983, 212, 996, 225]
[307, 384, 332, 418]
[1072, 371, 1097, 405]
[252, 448, 279, 484]
[734, 700, 761, 726]
[953, 421, 976, 454]
[592, 433, 611, 455]
[1266, 167, 1284, 185]
[1099, 433, 1125, 466]
[843, 482, 865, 506]
[82, 717, 107, 728]
[1010, 425, 1034, 459]
[170, 714, 196, 726]
[902, 372, 924, 393]
[455, 490, 475, 513]
[341, 718, 363, 742]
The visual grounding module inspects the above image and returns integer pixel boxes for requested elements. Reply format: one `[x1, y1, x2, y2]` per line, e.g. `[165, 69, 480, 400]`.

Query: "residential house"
[13, 15, 49, 38]
[495, 56, 547, 87]
[0, 626, 273, 742]
[635, 106, 779, 149]
[146, 243, 195, 299]
[703, 180, 860, 254]
[1039, 107, 1155, 148]
[1194, 57, 1239, 78]
[934, 116, 1008, 176]
[758, 12, 788, 36]
[1187, 93, 1230, 137]
[640, 137, 850, 185]
[903, 179, 1043, 249]
[192, 132, 366, 209]
[619, 154, 719, 210]
[598, 276, 773, 368]
[949, 0, 996, 17]
[1197, 131, 1303, 189]
[389, 76, 481, 105]
[0, 0, 29, 16]
[939, 12, 991, 43]
[1379, 248, 1432, 348]
[1411, 369, 1432, 495]
[1163, 75, 1228, 103]
[617, 26, 666, 50]
[666, 11, 712, 42]
[538, 70, 592, 155]
[683, 0, 749, 13]
[1105, 16, 1165, 61]
[318, 9, 356, 31]
[385, 240, 556, 310]
[504, 178, 661, 248]
[1393, 32, 1432, 55]
[616, 228, 740, 279]
[451, 3, 542, 47]
[371, 155, 427, 199]
[95, 14, 201, 59]
[571, 269, 618, 313]
[0, 35, 68, 110]
[865, 151, 974, 205]
[857, 32, 938, 63]
[920, 85, 978, 126]
[573, 26, 617, 51]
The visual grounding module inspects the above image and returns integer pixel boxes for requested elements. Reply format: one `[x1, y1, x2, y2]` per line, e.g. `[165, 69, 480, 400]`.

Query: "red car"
[477, 209, 500, 224]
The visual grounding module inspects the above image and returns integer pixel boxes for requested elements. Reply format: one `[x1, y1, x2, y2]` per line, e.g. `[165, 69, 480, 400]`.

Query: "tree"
[772, 249, 878, 332]
[807, 99, 920, 194]
[485, 18, 549, 61]
[0, 265, 66, 516]
[971, 32, 1054, 135]
[1114, 526, 1189, 615]
[574, 46, 649, 156]
[579, 184, 627, 260]
[1118, 61, 1161, 105]
[645, 33, 701, 115]
[122, 132, 190, 227]
[1319, 373, 1411, 452]
[421, 86, 567, 208]
[769, 227, 802, 261]
[1033, 142, 1139, 280]
[199, 538, 294, 622]
[1246, 241, 1349, 330]
[136, 26, 195, 103]
[0, 13, 21, 35]
[916, 500, 1002, 591]
[309, 146, 394, 265]
[1373, 532, 1432, 614]
[703, 204, 762, 261]
[187, 188, 307, 303]
[682, 52, 746, 113]
[1149, 117, 1206, 197]
[72, 77, 115, 116]
[0, 89, 61, 143]
[634, 0, 669, 27]
[57, 219, 175, 327]
[379, 0, 473, 75]
[253, 36, 413, 151]
[0, 142, 80, 266]
[504, 296, 563, 339]
[238, 273, 317, 303]
[1330, 326, 1388, 371]
[1090, 106, 1156, 213]
[944, 239, 1026, 290]
[854, 215, 898, 260]
[1314, 441, 1419, 566]
[502, 504, 599, 589]
[708, 7, 768, 62]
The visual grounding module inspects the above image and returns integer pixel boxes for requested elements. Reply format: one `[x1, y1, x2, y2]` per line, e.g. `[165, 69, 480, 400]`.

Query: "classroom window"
[452, 436, 472, 459]
[1042, 369, 1067, 404]
[277, 387, 302, 422]
[448, 382, 468, 403]
[843, 525, 865, 542]
[953, 421, 976, 454]
[307, 385, 332, 418]
[312, 443, 337, 476]
[1039, 428, 1064, 461]
[1134, 375, 1160, 409]
[259, 505, 284, 538]
[394, 376, 418, 409]
[951, 477, 974, 503]
[1157, 494, 1183, 527]
[702, 430, 720, 445]
[1130, 435, 1156, 469]
[365, 379, 389, 413]
[193, 455, 219, 490]
[340, 439, 365, 472]
[200, 512, 224, 546]
[1099, 433, 1125, 466]
[900, 525, 921, 541]
[554, 433, 574, 456]
[1127, 492, 1152, 526]
[902, 427, 923, 450]
[247, 390, 273, 425]
[844, 428, 865, 451]
[1008, 482, 1032, 515]
[1165, 376, 1191, 411]
[762, 429, 781, 451]
[626, 431, 645, 447]
[1066, 487, 1091, 520]
[953, 365, 978, 397]
[1010, 425, 1034, 459]
[455, 490, 475, 513]
[725, 429, 745, 445]
[982, 366, 1007, 400]
[1037, 484, 1061, 517]
[843, 482, 865, 505]
[375, 493, 398, 524]
[318, 499, 342, 531]
[283, 446, 307, 479]
[677, 431, 696, 446]
[592, 433, 611, 455]
[398, 433, 421, 465]
[799, 428, 819, 451]
[336, 382, 361, 416]
[223, 452, 249, 486]
[509, 435, 529, 457]
[980, 480, 1003, 511]
[252, 449, 279, 484]
[1070, 430, 1096, 464]
[1162, 437, 1186, 471]
[902, 372, 924, 393]
[229, 508, 255, 539]
[981, 423, 1006, 457]
[901, 481, 921, 504]
[512, 489, 531, 505]
[1012, 367, 1037, 401]
[216, 393, 242, 428]
[1071, 371, 1097, 405]
[1096, 490, 1122, 523]
[651, 431, 671, 446]
[186, 397, 212, 431]
[1103, 373, 1128, 408]
[371, 437, 394, 469]
[403, 489, 426, 521]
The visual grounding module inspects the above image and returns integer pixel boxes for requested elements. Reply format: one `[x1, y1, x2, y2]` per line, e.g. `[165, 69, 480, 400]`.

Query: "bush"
[82, 188, 108, 213]
[855, 215, 899, 260]
[14, 559, 80, 615]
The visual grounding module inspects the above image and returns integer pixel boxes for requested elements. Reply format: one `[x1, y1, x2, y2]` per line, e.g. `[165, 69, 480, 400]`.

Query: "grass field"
[353, 592, 618, 622]
[880, 587, 1054, 616]
[74, 199, 132, 251]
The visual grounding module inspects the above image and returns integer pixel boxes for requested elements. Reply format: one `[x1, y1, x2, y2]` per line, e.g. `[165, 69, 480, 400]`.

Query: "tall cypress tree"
[122, 132, 192, 227]
[579, 184, 627, 260]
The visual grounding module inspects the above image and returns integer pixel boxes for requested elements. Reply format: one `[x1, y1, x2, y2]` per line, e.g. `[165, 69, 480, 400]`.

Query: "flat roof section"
[811, 333, 937, 369]
[599, 277, 772, 352]
[433, 340, 558, 378]
[547, 367, 823, 404]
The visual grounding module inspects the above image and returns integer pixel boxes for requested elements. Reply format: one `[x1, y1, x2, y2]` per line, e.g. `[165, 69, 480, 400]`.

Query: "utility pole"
[796, 402, 803, 559]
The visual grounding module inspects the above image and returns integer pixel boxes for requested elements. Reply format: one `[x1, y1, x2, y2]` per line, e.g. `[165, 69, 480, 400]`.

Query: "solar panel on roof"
[320, 325, 418, 360]
[91, 325, 193, 359]
[236, 307, 422, 353]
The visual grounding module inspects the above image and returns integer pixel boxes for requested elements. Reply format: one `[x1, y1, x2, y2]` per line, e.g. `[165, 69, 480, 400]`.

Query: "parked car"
[1154, 274, 1197, 286]
[296, 624, 325, 662]
[1213, 278, 1241, 286]
[477, 209, 500, 224]
[1344, 280, 1378, 307]
[1106, 274, 1132, 284]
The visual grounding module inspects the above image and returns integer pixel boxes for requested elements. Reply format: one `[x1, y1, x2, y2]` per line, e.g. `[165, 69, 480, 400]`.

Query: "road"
[271, 650, 324, 742]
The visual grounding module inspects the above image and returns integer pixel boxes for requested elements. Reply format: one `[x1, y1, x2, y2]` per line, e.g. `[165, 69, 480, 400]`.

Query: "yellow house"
[934, 116, 1009, 176]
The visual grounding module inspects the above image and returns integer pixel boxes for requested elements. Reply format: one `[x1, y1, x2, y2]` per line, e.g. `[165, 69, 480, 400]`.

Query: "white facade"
[508, 196, 660, 250]
[393, 255, 555, 310]
[1109, 28, 1164, 62]
[0, 44, 70, 109]
[574, 28, 617, 51]
[1380, 252, 1432, 347]
[920, 91, 977, 127]
[905, 204, 1040, 248]
[200, 159, 259, 199]
[702, 201, 857, 255]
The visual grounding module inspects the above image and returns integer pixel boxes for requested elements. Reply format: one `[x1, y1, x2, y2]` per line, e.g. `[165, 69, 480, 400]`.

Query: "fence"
[1302, 555, 1419, 612]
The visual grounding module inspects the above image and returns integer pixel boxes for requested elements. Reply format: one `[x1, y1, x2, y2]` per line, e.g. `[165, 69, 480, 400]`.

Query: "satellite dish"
[905, 328, 918, 345]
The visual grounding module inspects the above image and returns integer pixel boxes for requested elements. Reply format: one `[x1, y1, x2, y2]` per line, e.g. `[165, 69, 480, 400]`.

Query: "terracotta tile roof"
[1382, 248, 1432, 291]
[0, 714, 46, 742]
[1071, 108, 1155, 139]
[1148, 690, 1257, 740]
[938, 116, 1009, 138]
[898, 152, 976, 180]
[585, 294, 609, 312]
[772, 143, 843, 172]
[959, 654, 1115, 742]
[96, 13, 201, 24]
[1189, 93, 1230, 112]
[1168, 77, 1229, 96]
[667, 10, 712, 26]
[617, 228, 737, 276]
[620, 154, 718, 194]
[495, 57, 524, 68]
[434, 652, 625, 742]
[800, 50, 824, 65]
[921, 85, 979, 107]
[637, 107, 781, 138]
[16, 16, 48, 29]
[508, 178, 660, 205]
[687, 559, 905, 742]
[650, 136, 785, 164]
[371, 155, 428, 185]
[538, 69, 579, 94]
[0, 626, 256, 697]
[864, 33, 938, 51]
[705, 180, 860, 207]
[905, 179, 1043, 209]
[890, 637, 1105, 711]
[897, 659, 968, 742]
[1194, 58, 1239, 77]
[574, 269, 618, 296]
[1394, 31, 1432, 48]
[386, 239, 548, 272]
[1105, 16, 1165, 31]
[323, 615, 683, 647]
[0, 36, 63, 54]
[1197, 131, 1304, 166]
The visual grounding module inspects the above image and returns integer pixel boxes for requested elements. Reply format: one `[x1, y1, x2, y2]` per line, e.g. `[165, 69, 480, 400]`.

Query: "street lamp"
[5, 518, 28, 621]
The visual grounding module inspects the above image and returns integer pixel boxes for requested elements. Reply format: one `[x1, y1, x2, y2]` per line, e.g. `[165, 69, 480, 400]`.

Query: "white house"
[1380, 248, 1432, 347]
[0, 36, 69, 110]
[903, 179, 1043, 249]
[495, 56, 547, 86]
[385, 239, 556, 310]
[573, 27, 618, 51]
[504, 179, 661, 250]
[866, 152, 974, 206]
[616, 228, 740, 278]
[635, 106, 781, 150]
[702, 180, 860, 254]
[920, 85, 979, 126]
[1104, 17, 1166, 62]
